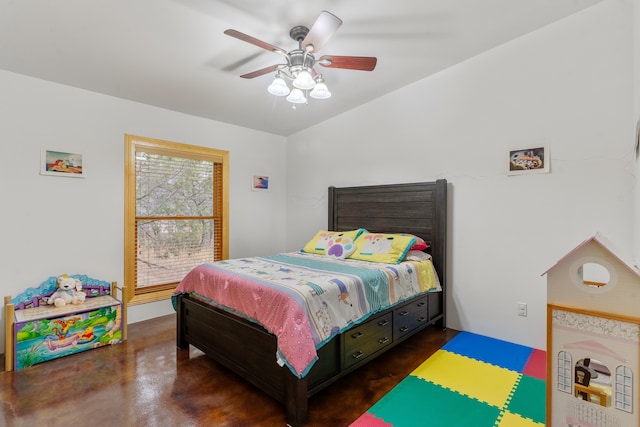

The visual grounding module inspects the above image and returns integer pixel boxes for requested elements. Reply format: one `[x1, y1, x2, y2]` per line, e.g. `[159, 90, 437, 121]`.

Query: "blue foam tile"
[442, 331, 533, 372]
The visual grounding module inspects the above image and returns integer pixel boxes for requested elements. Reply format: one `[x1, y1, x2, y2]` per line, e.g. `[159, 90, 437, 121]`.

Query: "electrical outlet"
[517, 302, 527, 317]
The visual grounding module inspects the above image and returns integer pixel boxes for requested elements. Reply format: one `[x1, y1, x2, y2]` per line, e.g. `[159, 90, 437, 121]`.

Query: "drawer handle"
[399, 326, 409, 332]
[417, 302, 426, 307]
[378, 319, 389, 326]
[417, 316, 426, 322]
[352, 351, 364, 359]
[399, 310, 409, 317]
[378, 337, 389, 344]
[351, 331, 363, 339]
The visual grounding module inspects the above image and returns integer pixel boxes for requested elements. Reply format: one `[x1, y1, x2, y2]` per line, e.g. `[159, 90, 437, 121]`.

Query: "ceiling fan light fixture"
[292, 69, 316, 90]
[310, 81, 331, 99]
[267, 76, 290, 96]
[286, 88, 307, 104]
[225, 11, 376, 108]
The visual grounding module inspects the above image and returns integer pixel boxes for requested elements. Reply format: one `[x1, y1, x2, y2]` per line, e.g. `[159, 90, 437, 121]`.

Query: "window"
[124, 134, 229, 305]
[578, 262, 610, 287]
[557, 351, 572, 393]
[614, 365, 633, 413]
[571, 258, 618, 294]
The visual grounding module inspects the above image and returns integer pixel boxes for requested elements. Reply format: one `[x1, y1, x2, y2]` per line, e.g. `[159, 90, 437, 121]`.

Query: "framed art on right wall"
[507, 145, 549, 175]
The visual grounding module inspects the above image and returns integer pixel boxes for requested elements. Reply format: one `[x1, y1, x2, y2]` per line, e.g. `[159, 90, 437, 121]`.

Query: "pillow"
[301, 229, 365, 255]
[349, 232, 416, 264]
[326, 237, 356, 259]
[407, 235, 429, 251]
[404, 250, 432, 262]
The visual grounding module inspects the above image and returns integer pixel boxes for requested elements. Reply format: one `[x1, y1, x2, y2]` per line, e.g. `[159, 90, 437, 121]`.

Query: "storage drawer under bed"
[393, 295, 429, 340]
[342, 312, 392, 369]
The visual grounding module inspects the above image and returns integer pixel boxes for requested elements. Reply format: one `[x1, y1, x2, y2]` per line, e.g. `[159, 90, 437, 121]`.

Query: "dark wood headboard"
[328, 179, 448, 292]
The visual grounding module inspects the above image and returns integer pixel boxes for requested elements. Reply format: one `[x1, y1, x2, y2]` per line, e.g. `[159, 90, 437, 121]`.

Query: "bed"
[173, 179, 448, 426]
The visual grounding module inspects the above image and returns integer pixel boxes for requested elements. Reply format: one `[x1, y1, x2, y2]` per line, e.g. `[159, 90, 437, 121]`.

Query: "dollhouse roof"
[542, 232, 640, 279]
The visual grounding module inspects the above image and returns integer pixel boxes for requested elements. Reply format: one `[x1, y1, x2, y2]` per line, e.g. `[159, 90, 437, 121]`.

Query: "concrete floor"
[1, 314, 457, 427]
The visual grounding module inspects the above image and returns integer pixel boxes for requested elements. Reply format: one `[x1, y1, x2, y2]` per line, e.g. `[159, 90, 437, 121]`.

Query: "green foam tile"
[368, 376, 501, 427]
[507, 374, 546, 423]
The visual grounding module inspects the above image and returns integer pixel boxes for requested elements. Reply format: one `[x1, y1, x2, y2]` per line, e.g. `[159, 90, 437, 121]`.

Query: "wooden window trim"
[124, 134, 229, 305]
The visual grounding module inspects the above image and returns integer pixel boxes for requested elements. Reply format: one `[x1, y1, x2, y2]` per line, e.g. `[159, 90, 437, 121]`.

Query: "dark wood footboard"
[176, 293, 313, 426]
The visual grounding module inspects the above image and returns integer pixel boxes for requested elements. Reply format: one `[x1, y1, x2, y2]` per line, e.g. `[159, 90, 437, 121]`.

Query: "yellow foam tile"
[495, 410, 545, 427]
[411, 350, 520, 408]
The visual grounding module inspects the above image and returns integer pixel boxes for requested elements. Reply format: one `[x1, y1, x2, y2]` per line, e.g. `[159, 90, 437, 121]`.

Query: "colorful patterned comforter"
[174, 251, 440, 377]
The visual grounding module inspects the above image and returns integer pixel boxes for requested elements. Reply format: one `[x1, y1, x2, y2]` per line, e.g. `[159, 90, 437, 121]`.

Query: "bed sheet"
[174, 251, 440, 377]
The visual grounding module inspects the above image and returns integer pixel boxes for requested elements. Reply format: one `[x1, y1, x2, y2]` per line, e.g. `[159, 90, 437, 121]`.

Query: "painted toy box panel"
[13, 296, 123, 370]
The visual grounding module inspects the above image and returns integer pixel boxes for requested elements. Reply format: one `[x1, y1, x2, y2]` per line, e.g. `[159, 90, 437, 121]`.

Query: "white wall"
[0, 70, 288, 353]
[2, 0, 635, 356]
[286, 0, 635, 351]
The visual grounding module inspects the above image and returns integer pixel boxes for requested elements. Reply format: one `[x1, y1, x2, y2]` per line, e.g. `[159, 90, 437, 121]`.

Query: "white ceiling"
[0, 0, 602, 136]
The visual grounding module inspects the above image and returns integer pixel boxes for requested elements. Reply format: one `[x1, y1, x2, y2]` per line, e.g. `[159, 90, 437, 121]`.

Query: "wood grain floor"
[1, 314, 457, 427]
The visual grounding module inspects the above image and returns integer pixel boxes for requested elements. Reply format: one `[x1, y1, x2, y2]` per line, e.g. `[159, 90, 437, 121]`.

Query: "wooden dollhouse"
[544, 233, 640, 427]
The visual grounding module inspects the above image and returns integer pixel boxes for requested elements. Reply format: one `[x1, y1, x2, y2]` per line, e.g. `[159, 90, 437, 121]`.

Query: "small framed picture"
[252, 175, 269, 191]
[507, 145, 549, 175]
[41, 149, 85, 178]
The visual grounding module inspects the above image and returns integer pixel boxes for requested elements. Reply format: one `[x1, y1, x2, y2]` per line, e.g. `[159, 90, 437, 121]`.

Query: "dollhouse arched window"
[614, 365, 633, 413]
[557, 351, 572, 393]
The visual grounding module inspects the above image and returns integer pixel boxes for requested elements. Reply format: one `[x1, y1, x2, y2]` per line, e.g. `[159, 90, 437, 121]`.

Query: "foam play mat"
[350, 331, 546, 427]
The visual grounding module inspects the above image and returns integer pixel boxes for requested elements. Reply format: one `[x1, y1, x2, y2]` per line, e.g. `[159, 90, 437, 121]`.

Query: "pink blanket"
[174, 252, 438, 377]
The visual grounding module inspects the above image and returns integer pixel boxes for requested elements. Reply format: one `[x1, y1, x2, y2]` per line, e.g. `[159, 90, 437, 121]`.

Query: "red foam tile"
[349, 413, 393, 427]
[522, 348, 546, 380]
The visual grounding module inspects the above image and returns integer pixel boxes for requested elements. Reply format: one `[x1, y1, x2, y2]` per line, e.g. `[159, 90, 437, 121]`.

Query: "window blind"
[134, 151, 221, 291]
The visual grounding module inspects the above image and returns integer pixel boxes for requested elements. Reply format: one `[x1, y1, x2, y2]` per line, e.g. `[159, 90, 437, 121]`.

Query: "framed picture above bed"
[507, 145, 549, 175]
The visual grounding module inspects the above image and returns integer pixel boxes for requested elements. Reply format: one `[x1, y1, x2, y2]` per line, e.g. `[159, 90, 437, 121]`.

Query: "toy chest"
[4, 275, 127, 371]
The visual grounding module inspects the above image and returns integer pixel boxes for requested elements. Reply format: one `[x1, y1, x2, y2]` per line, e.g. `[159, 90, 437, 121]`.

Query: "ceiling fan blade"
[301, 11, 342, 53]
[224, 29, 287, 56]
[221, 50, 266, 72]
[240, 64, 282, 79]
[318, 55, 378, 71]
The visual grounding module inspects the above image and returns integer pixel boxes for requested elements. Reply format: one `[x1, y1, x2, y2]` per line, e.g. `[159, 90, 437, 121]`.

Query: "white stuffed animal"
[48, 275, 87, 307]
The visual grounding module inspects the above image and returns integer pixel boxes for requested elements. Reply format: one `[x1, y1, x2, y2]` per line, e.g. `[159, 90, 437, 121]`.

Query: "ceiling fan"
[224, 10, 377, 104]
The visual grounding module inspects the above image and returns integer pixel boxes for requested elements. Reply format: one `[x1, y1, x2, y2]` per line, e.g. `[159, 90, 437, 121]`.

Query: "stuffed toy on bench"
[48, 275, 87, 307]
